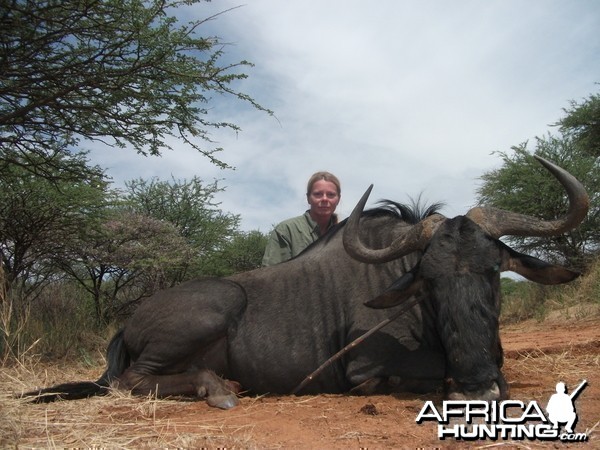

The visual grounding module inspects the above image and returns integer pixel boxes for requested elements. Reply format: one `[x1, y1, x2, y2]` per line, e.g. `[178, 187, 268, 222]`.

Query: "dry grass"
[506, 348, 599, 393]
[0, 358, 260, 449]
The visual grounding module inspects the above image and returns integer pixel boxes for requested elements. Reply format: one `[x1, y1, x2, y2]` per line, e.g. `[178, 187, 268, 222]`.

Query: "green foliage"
[206, 230, 269, 276]
[58, 209, 193, 323]
[0, 153, 261, 324]
[556, 91, 600, 157]
[0, 0, 277, 354]
[0, 0, 271, 175]
[478, 89, 600, 271]
[0, 152, 111, 297]
[222, 230, 269, 274]
[124, 176, 240, 282]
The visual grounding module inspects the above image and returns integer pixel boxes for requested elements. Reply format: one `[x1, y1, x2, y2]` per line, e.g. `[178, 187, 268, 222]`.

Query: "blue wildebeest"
[23, 157, 588, 409]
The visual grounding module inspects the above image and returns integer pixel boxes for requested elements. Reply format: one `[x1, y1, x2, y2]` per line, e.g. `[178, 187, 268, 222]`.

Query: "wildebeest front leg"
[116, 368, 240, 409]
[344, 326, 446, 395]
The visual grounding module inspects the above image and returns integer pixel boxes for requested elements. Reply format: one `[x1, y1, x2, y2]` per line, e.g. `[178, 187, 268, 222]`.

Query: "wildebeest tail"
[21, 329, 130, 403]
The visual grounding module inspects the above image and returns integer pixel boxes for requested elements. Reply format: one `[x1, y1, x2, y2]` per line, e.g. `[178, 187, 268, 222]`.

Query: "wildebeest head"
[343, 156, 589, 400]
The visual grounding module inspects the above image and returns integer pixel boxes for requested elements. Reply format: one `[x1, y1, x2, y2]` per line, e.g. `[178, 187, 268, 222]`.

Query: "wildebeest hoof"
[207, 393, 239, 409]
[196, 370, 241, 408]
[197, 385, 239, 409]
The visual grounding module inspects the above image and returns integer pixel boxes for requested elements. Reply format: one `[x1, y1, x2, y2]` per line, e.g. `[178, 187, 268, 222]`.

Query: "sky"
[89, 0, 600, 233]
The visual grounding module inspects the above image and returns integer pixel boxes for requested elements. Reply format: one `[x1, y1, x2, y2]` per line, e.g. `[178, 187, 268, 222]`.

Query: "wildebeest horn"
[343, 156, 589, 264]
[465, 156, 589, 238]
[343, 185, 446, 263]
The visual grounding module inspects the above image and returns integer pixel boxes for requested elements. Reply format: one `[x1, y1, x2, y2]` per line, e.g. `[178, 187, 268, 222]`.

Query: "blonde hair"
[306, 171, 341, 196]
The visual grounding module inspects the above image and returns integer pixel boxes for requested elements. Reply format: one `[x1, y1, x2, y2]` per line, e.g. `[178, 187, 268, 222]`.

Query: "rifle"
[569, 379, 587, 400]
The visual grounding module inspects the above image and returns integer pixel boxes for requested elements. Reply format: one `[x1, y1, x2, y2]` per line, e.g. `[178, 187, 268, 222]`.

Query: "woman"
[261, 171, 341, 266]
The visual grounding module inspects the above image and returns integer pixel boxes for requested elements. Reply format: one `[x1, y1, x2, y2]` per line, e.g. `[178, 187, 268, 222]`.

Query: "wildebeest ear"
[500, 244, 580, 285]
[365, 270, 423, 309]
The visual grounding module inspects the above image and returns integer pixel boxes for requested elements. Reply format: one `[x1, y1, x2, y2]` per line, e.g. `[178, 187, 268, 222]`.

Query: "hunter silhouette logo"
[546, 380, 587, 434]
[416, 380, 589, 442]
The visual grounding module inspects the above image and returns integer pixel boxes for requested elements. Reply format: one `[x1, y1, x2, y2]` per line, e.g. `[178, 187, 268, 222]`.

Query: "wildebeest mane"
[363, 198, 445, 225]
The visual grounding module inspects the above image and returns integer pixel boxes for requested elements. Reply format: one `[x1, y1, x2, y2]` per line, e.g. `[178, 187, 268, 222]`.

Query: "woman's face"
[307, 179, 340, 221]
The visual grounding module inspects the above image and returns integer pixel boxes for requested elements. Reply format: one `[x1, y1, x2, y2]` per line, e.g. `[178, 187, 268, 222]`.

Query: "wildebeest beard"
[430, 273, 503, 395]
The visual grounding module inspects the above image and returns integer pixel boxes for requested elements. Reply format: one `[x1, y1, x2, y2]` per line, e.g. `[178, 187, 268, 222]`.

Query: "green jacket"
[262, 211, 331, 266]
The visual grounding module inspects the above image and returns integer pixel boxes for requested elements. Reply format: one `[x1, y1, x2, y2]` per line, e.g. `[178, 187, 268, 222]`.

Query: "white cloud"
[89, 0, 600, 231]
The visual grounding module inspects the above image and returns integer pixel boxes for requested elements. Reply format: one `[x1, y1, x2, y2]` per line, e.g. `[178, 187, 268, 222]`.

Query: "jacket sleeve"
[261, 228, 293, 266]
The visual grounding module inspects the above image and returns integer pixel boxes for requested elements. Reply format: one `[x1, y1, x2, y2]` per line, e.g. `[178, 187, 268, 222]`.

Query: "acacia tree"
[556, 91, 600, 157]
[0, 0, 270, 176]
[213, 230, 268, 276]
[58, 210, 192, 323]
[124, 176, 239, 282]
[0, 151, 110, 297]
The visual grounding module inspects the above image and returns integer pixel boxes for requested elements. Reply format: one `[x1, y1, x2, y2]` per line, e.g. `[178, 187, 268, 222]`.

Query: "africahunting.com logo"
[416, 380, 589, 442]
